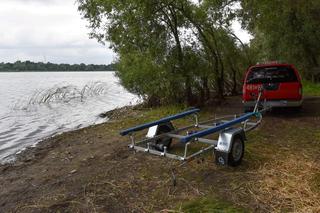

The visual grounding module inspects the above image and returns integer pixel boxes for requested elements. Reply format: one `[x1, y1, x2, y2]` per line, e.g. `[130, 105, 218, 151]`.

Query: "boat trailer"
[120, 86, 271, 169]
[120, 103, 265, 167]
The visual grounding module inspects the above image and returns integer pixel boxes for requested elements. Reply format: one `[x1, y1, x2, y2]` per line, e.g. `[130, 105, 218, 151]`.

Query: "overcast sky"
[0, 0, 250, 65]
[0, 0, 115, 64]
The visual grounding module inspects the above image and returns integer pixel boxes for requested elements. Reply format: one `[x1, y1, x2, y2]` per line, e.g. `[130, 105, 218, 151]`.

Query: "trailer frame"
[120, 109, 265, 168]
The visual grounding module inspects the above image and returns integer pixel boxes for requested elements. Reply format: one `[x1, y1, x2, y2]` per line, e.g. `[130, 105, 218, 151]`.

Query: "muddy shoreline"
[0, 105, 135, 168]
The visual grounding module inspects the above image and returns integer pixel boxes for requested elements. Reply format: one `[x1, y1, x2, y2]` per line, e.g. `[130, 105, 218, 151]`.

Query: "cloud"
[0, 0, 250, 64]
[0, 0, 115, 64]
[2, 0, 72, 6]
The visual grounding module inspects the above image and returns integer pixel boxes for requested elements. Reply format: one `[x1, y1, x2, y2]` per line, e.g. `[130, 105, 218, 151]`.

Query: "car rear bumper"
[243, 99, 303, 108]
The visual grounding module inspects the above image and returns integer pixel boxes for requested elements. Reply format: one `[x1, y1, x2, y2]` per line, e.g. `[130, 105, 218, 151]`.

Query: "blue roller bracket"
[180, 112, 258, 143]
[120, 108, 200, 136]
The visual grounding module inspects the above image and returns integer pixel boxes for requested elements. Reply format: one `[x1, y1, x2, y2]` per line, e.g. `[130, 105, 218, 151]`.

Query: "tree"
[77, 0, 250, 105]
[240, 0, 320, 81]
[176, 0, 249, 98]
[0, 61, 114, 72]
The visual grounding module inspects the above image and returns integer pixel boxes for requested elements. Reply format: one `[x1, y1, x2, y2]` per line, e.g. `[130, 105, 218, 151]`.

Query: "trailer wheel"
[228, 136, 244, 167]
[154, 123, 173, 151]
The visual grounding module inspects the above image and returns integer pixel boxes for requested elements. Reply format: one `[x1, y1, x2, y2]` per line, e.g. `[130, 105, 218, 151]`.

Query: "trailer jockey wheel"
[154, 123, 174, 152]
[228, 136, 244, 167]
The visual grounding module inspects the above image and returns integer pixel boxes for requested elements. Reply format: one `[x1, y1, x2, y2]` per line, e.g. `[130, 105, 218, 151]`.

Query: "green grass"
[179, 197, 247, 213]
[303, 80, 320, 96]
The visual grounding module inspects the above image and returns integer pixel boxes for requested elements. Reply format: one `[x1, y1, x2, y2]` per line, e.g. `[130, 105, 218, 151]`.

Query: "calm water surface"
[0, 72, 138, 163]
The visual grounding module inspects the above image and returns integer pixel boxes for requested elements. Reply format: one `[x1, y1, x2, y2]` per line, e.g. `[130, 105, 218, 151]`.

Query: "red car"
[242, 62, 303, 112]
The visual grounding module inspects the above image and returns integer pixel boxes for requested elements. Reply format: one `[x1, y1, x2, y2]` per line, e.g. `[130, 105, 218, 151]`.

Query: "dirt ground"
[0, 97, 320, 212]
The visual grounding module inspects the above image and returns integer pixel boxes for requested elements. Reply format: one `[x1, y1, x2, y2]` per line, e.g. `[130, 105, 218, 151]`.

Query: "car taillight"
[299, 86, 302, 96]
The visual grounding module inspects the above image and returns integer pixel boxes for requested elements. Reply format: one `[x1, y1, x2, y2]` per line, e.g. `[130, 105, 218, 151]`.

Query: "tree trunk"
[231, 66, 238, 95]
[202, 77, 210, 101]
[185, 76, 193, 105]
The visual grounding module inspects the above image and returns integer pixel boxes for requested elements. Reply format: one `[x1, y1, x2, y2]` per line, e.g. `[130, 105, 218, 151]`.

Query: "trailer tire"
[228, 136, 244, 167]
[154, 123, 173, 151]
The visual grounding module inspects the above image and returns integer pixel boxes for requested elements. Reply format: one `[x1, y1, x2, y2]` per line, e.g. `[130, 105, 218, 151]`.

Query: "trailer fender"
[214, 128, 245, 167]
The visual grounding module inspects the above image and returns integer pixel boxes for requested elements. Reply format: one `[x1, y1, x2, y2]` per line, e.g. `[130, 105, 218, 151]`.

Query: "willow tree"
[78, 0, 249, 105]
[78, 0, 193, 104]
[176, 0, 249, 98]
[240, 0, 320, 81]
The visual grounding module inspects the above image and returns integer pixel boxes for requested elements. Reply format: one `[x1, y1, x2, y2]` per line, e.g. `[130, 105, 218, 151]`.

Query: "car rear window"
[246, 66, 298, 84]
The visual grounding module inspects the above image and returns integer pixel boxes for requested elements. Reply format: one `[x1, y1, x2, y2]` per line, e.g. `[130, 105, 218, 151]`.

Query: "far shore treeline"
[77, 0, 320, 106]
[0, 61, 116, 72]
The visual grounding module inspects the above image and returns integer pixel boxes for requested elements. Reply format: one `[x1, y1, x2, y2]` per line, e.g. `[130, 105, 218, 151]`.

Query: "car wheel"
[244, 106, 253, 113]
[292, 105, 302, 112]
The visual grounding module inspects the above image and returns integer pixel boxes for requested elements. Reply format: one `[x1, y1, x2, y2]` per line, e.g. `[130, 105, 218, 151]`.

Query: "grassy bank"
[303, 80, 320, 96]
[1, 97, 320, 212]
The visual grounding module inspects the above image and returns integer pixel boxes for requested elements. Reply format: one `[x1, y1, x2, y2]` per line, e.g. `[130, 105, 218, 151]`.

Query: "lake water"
[0, 72, 138, 163]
